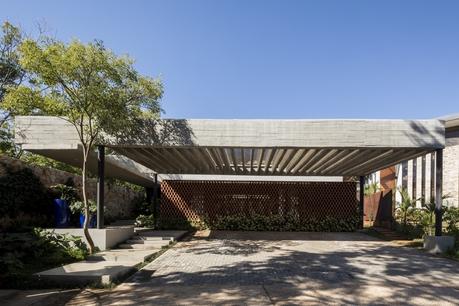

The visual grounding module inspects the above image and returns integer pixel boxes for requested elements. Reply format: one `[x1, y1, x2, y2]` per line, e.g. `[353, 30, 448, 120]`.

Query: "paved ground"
[67, 231, 459, 305]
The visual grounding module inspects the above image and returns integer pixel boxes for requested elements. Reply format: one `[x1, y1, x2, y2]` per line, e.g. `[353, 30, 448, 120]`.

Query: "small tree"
[396, 187, 418, 227]
[4, 38, 163, 253]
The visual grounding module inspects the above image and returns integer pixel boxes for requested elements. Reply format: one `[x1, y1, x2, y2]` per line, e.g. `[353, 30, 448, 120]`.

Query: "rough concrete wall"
[0, 155, 143, 219]
[444, 145, 459, 207]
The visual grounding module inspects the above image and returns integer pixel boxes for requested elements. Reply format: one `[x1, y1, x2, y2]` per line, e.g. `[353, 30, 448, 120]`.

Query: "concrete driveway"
[69, 231, 459, 305]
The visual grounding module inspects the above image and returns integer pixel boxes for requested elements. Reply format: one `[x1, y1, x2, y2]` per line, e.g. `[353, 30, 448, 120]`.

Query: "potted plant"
[51, 184, 78, 228]
[70, 199, 97, 228]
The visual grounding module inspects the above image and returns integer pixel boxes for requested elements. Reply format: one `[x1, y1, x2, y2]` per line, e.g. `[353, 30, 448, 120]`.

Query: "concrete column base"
[424, 235, 455, 254]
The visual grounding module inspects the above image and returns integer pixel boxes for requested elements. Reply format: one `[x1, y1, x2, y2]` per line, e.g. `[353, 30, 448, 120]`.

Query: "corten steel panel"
[160, 181, 358, 225]
[364, 190, 393, 225]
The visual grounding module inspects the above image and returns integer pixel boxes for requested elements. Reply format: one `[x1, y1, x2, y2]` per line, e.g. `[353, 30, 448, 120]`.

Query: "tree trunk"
[82, 147, 96, 254]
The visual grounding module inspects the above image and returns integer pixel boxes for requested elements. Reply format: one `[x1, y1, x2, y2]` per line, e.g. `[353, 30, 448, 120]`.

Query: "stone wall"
[444, 145, 459, 207]
[0, 155, 143, 219]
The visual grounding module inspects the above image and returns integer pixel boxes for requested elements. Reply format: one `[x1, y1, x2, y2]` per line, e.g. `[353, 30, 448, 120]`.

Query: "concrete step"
[34, 230, 188, 286]
[117, 243, 165, 250]
[87, 249, 157, 262]
[125, 239, 172, 245]
[35, 260, 137, 286]
[130, 236, 174, 242]
[136, 230, 188, 240]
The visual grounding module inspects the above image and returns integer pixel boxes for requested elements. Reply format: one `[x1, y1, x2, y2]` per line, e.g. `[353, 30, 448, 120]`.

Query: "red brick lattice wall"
[160, 180, 358, 224]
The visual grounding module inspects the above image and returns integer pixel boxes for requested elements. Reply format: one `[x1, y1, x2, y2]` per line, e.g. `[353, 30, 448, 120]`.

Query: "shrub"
[135, 214, 155, 228]
[0, 228, 88, 288]
[132, 195, 152, 216]
[159, 213, 360, 232]
[0, 162, 53, 221]
[444, 207, 459, 235]
[69, 199, 97, 215]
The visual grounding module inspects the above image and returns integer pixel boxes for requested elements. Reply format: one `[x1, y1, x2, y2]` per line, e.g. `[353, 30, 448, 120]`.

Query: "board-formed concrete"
[15, 116, 445, 179]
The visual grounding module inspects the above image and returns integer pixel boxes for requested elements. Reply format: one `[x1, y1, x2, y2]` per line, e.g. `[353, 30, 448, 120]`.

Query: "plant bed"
[0, 229, 88, 289]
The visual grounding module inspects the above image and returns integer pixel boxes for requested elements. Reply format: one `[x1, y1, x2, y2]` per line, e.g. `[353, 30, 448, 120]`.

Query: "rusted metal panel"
[160, 180, 358, 226]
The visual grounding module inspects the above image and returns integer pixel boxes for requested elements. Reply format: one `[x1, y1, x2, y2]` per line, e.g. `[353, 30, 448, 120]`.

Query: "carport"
[15, 117, 445, 234]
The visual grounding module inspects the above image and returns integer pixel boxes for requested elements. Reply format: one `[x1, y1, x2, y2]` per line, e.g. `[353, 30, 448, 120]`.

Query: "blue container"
[79, 213, 97, 228]
[53, 199, 70, 228]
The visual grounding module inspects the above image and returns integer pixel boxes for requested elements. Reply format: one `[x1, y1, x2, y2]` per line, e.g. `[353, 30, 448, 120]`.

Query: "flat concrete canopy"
[15, 116, 445, 182]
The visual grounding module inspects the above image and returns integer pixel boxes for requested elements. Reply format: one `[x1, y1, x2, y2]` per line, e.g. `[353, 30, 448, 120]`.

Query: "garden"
[393, 187, 459, 257]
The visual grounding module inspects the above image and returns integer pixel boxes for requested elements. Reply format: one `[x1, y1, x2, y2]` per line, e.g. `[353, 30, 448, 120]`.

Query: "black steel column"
[435, 149, 443, 236]
[412, 158, 417, 201]
[152, 173, 159, 228]
[430, 152, 436, 201]
[359, 176, 365, 229]
[421, 155, 426, 204]
[97, 145, 105, 229]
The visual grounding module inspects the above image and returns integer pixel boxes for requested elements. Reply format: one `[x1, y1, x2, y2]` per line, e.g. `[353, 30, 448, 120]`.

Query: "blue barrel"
[53, 199, 70, 228]
[79, 213, 97, 228]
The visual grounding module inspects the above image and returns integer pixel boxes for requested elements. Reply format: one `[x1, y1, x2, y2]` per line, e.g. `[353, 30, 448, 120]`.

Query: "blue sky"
[1, 0, 459, 119]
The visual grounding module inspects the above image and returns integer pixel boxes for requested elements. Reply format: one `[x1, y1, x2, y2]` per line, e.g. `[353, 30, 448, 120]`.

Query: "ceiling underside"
[112, 146, 430, 177]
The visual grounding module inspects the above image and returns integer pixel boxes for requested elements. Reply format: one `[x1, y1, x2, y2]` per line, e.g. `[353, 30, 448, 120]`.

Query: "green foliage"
[0, 21, 23, 101]
[159, 214, 360, 232]
[3, 36, 163, 253]
[1, 22, 24, 158]
[21, 152, 80, 175]
[207, 213, 360, 232]
[69, 199, 97, 215]
[0, 228, 88, 288]
[51, 183, 78, 202]
[3, 38, 163, 138]
[364, 182, 381, 196]
[158, 219, 206, 231]
[133, 196, 152, 215]
[0, 160, 52, 231]
[395, 187, 418, 227]
[135, 214, 155, 228]
[394, 192, 459, 239]
[444, 206, 459, 235]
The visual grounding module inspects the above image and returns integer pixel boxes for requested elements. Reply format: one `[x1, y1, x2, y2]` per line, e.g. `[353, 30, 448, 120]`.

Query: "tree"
[0, 21, 24, 156]
[4, 38, 163, 253]
[396, 187, 418, 227]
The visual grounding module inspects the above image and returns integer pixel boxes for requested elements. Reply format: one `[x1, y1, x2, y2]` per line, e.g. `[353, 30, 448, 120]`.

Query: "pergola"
[15, 116, 446, 234]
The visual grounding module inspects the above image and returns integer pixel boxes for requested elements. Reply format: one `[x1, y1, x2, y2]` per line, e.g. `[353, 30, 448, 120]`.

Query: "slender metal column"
[421, 155, 426, 204]
[359, 176, 365, 229]
[412, 158, 417, 201]
[96, 145, 105, 229]
[152, 173, 159, 228]
[435, 149, 443, 236]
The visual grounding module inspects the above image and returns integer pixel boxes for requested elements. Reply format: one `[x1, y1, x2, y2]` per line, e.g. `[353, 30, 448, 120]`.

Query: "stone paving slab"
[36, 260, 138, 286]
[68, 231, 459, 305]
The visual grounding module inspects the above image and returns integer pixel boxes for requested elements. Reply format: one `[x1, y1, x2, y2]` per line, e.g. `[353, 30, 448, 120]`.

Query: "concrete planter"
[424, 235, 455, 254]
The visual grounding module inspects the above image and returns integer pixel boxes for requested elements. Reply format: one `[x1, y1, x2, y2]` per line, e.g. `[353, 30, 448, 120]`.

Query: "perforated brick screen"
[160, 180, 358, 225]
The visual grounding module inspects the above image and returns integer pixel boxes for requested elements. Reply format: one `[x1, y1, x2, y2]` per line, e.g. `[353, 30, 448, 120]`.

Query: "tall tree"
[0, 22, 24, 156]
[4, 38, 163, 253]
